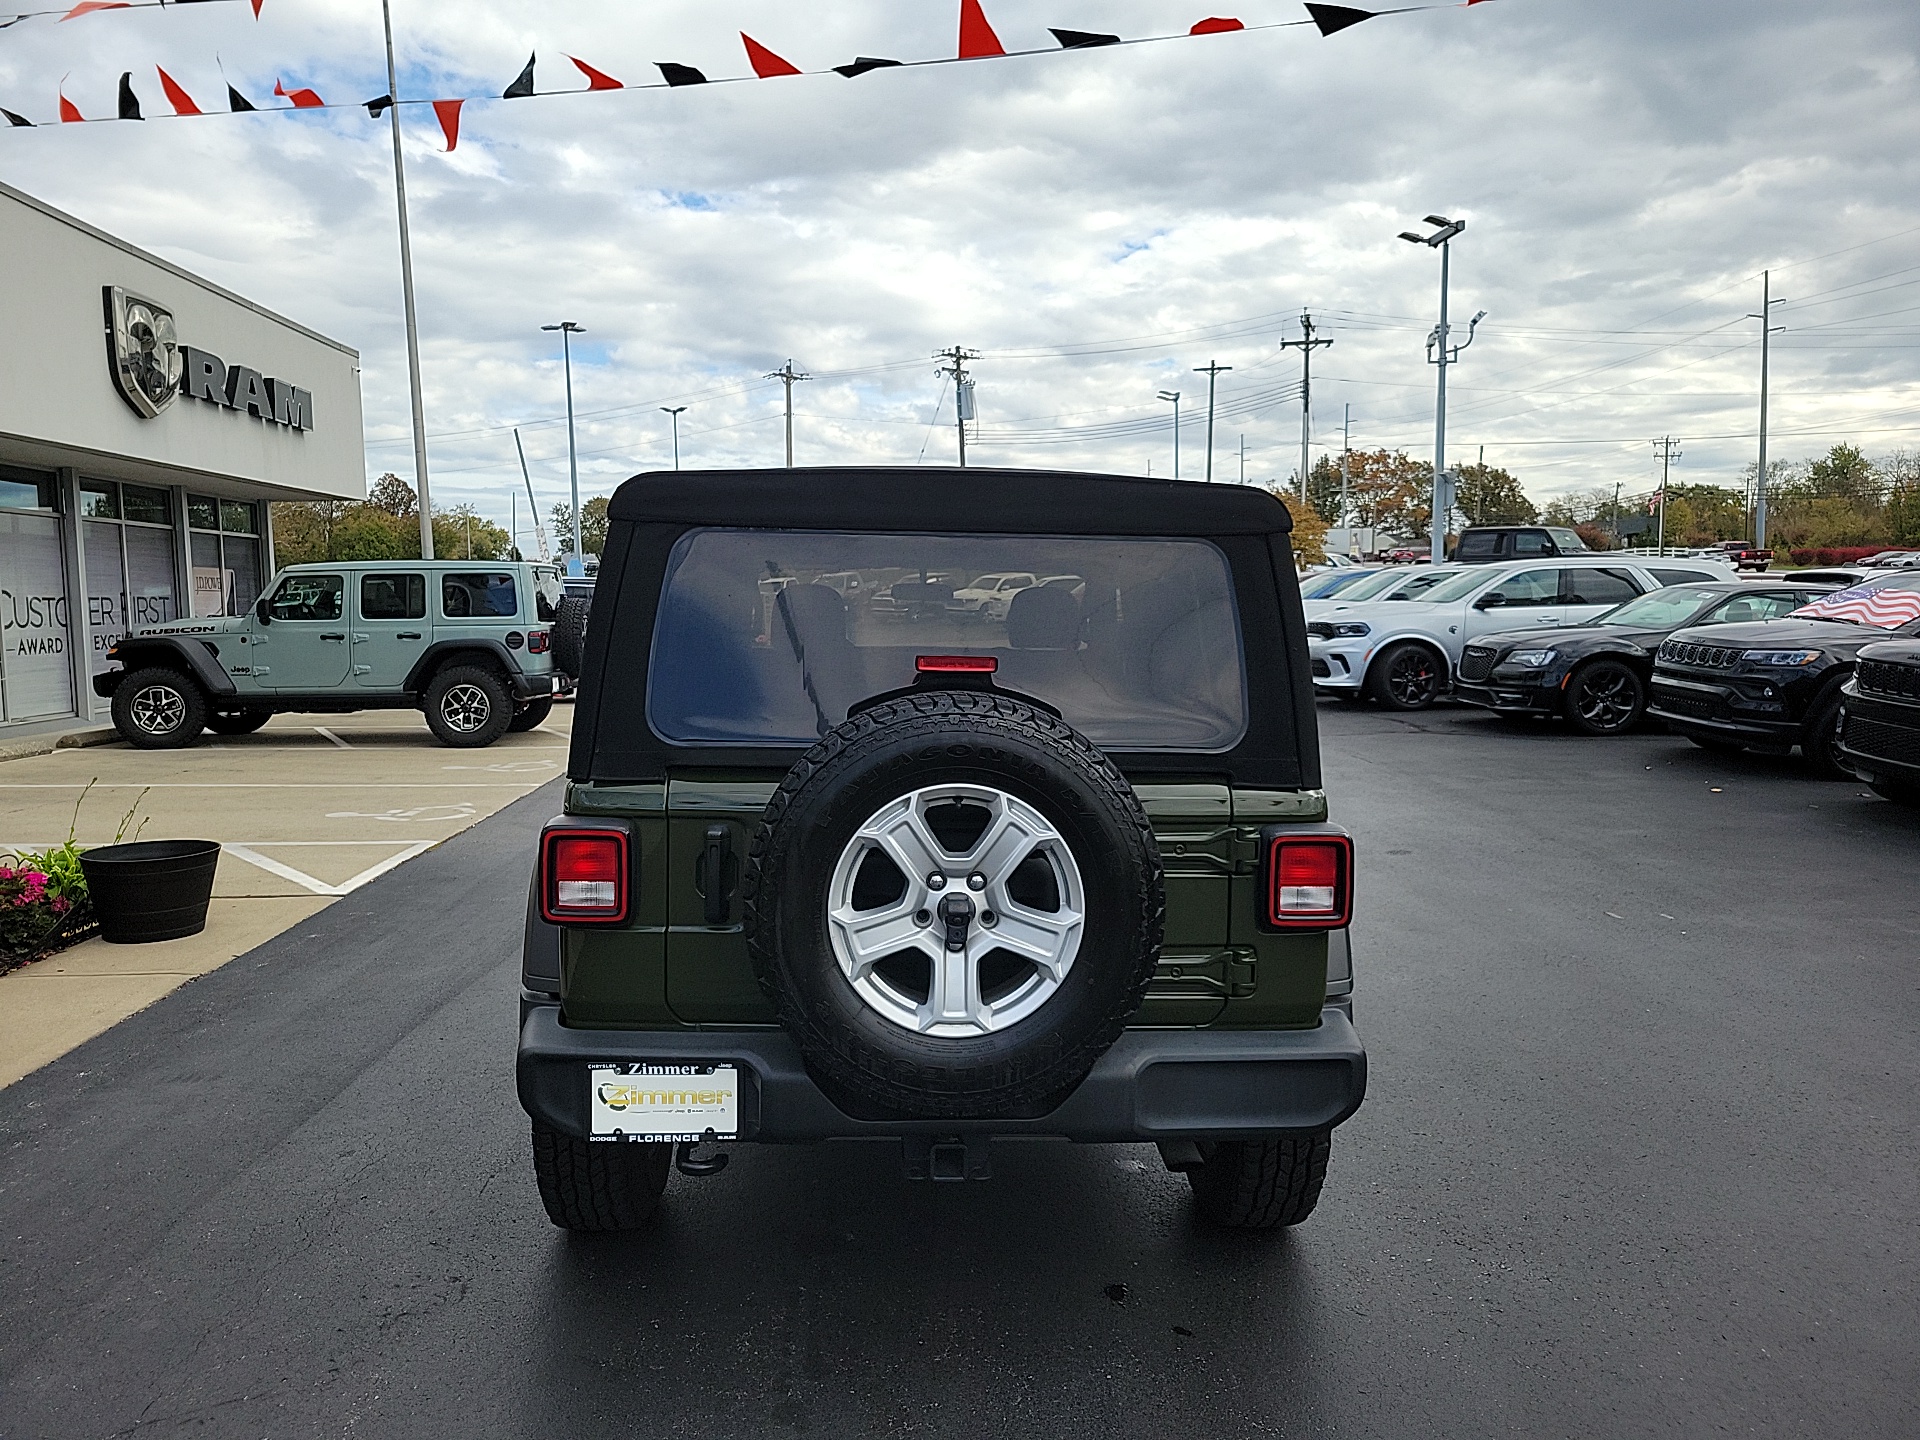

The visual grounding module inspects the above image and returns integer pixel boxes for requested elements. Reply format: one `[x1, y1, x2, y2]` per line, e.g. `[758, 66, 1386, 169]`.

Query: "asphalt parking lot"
[0, 701, 1915, 1438]
[0, 706, 571, 1085]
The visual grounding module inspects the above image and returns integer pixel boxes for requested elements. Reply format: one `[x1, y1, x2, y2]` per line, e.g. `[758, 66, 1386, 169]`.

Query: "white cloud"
[4, 0, 1918, 540]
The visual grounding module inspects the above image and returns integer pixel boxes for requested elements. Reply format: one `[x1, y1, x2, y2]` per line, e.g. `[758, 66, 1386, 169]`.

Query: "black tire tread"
[1189, 1131, 1332, 1229]
[530, 1124, 670, 1231]
[508, 696, 555, 732]
[551, 595, 589, 678]
[110, 666, 208, 749]
[425, 663, 514, 748]
[1366, 641, 1444, 711]
[743, 689, 1164, 1118]
[1564, 658, 1646, 737]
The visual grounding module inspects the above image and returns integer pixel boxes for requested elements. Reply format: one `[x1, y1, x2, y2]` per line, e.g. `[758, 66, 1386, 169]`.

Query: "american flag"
[1791, 581, 1920, 628]
[1646, 490, 1664, 513]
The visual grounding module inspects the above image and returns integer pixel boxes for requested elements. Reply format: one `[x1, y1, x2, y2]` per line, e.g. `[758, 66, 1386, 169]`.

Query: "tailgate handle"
[697, 824, 735, 926]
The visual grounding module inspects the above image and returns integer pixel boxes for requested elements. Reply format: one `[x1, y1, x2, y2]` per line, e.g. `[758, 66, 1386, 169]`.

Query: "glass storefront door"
[0, 503, 77, 724]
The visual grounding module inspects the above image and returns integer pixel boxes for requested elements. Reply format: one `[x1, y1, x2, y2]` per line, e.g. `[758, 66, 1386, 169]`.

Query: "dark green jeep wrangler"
[517, 468, 1365, 1230]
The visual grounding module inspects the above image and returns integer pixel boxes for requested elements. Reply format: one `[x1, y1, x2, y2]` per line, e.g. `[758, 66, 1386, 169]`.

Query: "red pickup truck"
[1710, 540, 1773, 572]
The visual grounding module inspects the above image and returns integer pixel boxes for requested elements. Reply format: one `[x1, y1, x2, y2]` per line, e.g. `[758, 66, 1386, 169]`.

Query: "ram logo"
[104, 286, 182, 419]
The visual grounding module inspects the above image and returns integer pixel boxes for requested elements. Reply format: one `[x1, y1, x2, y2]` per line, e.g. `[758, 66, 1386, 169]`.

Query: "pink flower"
[51, 897, 71, 914]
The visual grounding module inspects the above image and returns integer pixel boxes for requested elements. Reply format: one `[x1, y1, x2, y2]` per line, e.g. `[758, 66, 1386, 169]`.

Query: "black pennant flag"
[503, 52, 536, 99]
[118, 72, 143, 120]
[1050, 28, 1122, 48]
[364, 93, 393, 116]
[1305, 4, 1378, 37]
[2, 107, 33, 127]
[655, 62, 708, 86]
[227, 84, 256, 112]
[833, 56, 904, 78]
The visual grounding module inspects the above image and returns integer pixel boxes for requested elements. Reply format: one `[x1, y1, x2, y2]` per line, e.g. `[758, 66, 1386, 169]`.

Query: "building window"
[187, 494, 263, 616]
[78, 481, 181, 686]
[0, 465, 58, 514]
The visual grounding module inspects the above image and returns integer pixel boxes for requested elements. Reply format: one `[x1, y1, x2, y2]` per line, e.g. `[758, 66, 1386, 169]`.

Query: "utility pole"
[1340, 403, 1352, 540]
[1157, 390, 1181, 479]
[1652, 436, 1681, 553]
[767, 360, 810, 467]
[662, 406, 687, 471]
[1278, 312, 1332, 501]
[379, 0, 433, 559]
[1193, 360, 1232, 482]
[1400, 217, 1485, 564]
[512, 428, 551, 564]
[1750, 272, 1787, 548]
[1239, 434, 1247, 485]
[1612, 480, 1622, 547]
[935, 347, 979, 467]
[541, 322, 585, 570]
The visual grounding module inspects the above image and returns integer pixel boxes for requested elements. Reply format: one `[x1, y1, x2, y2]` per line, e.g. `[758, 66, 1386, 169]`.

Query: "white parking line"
[224, 841, 436, 897]
[314, 727, 353, 749]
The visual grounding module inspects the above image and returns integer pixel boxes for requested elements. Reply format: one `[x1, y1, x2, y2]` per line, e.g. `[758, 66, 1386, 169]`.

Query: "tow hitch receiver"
[904, 1134, 992, 1182]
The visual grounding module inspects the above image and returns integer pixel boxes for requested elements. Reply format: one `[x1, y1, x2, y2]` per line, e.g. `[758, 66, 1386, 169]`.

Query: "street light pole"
[661, 406, 687, 471]
[1400, 216, 1484, 563]
[1157, 390, 1181, 480]
[1193, 360, 1232, 483]
[541, 322, 585, 570]
[379, 0, 433, 559]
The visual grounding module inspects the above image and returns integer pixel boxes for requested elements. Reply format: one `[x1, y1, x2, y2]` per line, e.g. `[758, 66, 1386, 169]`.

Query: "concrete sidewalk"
[0, 705, 572, 1086]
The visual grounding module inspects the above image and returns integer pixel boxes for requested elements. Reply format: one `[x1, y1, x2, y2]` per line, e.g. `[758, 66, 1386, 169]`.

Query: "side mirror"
[255, 596, 273, 624]
[1475, 592, 1506, 610]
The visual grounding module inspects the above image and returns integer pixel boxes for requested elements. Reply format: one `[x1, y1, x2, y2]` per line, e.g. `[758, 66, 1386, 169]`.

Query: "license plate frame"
[588, 1063, 740, 1143]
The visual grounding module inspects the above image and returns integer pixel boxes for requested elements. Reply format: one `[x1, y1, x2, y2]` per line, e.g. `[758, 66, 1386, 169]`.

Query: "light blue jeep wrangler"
[94, 559, 576, 749]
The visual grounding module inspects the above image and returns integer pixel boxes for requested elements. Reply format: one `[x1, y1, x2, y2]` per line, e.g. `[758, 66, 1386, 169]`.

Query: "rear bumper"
[516, 1003, 1368, 1143]
[512, 670, 574, 701]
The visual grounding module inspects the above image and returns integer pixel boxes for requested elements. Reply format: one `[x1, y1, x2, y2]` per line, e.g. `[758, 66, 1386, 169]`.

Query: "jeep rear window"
[648, 529, 1247, 750]
[442, 572, 517, 619]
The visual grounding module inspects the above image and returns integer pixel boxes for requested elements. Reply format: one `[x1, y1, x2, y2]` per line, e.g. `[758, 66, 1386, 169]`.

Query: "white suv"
[1309, 556, 1725, 709]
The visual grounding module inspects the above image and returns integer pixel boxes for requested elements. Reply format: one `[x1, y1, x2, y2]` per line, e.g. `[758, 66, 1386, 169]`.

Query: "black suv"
[516, 468, 1366, 1231]
[1839, 638, 1920, 804]
[1648, 573, 1920, 775]
[1450, 525, 1591, 563]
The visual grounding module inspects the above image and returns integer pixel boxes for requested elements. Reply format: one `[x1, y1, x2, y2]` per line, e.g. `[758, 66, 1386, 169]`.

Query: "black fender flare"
[403, 639, 540, 699]
[95, 635, 238, 699]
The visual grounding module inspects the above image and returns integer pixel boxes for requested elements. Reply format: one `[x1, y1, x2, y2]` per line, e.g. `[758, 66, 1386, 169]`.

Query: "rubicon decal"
[104, 284, 314, 431]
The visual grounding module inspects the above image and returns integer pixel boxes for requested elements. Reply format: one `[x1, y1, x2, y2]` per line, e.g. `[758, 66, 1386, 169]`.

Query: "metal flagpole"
[380, 0, 434, 560]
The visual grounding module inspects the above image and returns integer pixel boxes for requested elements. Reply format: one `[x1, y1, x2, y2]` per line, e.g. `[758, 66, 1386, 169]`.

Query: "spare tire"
[550, 594, 589, 679]
[744, 689, 1164, 1119]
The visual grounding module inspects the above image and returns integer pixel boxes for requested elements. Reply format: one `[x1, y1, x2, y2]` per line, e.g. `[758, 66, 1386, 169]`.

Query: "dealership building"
[0, 180, 365, 738]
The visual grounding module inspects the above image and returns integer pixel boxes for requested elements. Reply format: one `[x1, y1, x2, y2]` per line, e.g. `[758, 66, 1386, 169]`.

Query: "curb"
[0, 728, 122, 764]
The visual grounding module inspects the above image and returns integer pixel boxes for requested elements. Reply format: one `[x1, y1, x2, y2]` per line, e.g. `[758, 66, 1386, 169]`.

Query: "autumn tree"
[1452, 464, 1537, 526]
[1267, 489, 1328, 565]
[552, 496, 612, 556]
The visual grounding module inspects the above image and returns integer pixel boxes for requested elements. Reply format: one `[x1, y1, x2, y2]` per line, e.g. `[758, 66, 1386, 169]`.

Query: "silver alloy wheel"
[826, 783, 1085, 1037]
[439, 683, 493, 733]
[129, 683, 186, 735]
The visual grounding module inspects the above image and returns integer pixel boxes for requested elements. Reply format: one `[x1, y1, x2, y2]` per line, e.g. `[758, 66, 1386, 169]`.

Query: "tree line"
[271, 475, 514, 565]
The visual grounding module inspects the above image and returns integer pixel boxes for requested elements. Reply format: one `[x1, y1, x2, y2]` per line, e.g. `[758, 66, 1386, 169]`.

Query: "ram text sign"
[104, 285, 314, 432]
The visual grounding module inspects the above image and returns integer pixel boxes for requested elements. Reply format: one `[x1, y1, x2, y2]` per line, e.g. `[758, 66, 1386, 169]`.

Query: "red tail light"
[527, 630, 550, 654]
[541, 828, 630, 924]
[916, 654, 997, 673]
[1263, 834, 1353, 929]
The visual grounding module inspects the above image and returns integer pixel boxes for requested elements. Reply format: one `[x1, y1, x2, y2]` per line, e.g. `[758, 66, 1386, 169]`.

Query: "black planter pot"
[79, 840, 221, 944]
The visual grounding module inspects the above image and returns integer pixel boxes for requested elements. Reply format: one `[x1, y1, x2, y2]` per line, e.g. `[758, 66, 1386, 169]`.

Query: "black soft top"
[606, 466, 1295, 537]
[575, 467, 1317, 790]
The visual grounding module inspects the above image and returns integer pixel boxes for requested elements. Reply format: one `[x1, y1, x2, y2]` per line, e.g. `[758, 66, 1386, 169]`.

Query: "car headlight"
[1505, 649, 1557, 668]
[1740, 649, 1822, 666]
[1329, 622, 1371, 638]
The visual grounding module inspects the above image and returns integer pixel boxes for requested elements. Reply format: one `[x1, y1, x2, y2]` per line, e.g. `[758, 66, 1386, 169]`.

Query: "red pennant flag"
[958, 0, 1005, 58]
[433, 98, 463, 151]
[1190, 17, 1245, 35]
[58, 89, 83, 122]
[568, 56, 624, 91]
[252, 0, 264, 14]
[741, 33, 802, 78]
[274, 78, 325, 108]
[157, 67, 202, 116]
[61, 1, 131, 19]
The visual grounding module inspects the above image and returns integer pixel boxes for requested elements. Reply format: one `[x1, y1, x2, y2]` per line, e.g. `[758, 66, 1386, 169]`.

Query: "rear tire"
[1365, 642, 1444, 711]
[1189, 1131, 1332, 1229]
[206, 708, 272, 736]
[508, 696, 554, 732]
[110, 667, 207, 749]
[530, 1124, 672, 1232]
[425, 664, 514, 748]
[1564, 660, 1645, 736]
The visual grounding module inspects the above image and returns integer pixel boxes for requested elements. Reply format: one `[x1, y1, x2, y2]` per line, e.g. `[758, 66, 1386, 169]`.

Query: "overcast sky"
[4, 0, 1918, 544]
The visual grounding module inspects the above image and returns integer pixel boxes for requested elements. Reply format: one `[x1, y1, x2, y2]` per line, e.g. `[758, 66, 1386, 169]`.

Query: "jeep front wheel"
[111, 667, 208, 749]
[1188, 1131, 1332, 1229]
[530, 1123, 671, 1231]
[425, 664, 513, 747]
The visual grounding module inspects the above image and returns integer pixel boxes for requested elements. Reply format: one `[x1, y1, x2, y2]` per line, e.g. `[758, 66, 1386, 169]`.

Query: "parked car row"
[1309, 564, 1920, 804]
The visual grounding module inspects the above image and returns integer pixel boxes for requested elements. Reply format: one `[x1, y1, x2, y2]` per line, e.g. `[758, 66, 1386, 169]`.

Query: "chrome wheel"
[826, 783, 1084, 1036]
[438, 683, 493, 734]
[129, 683, 186, 735]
